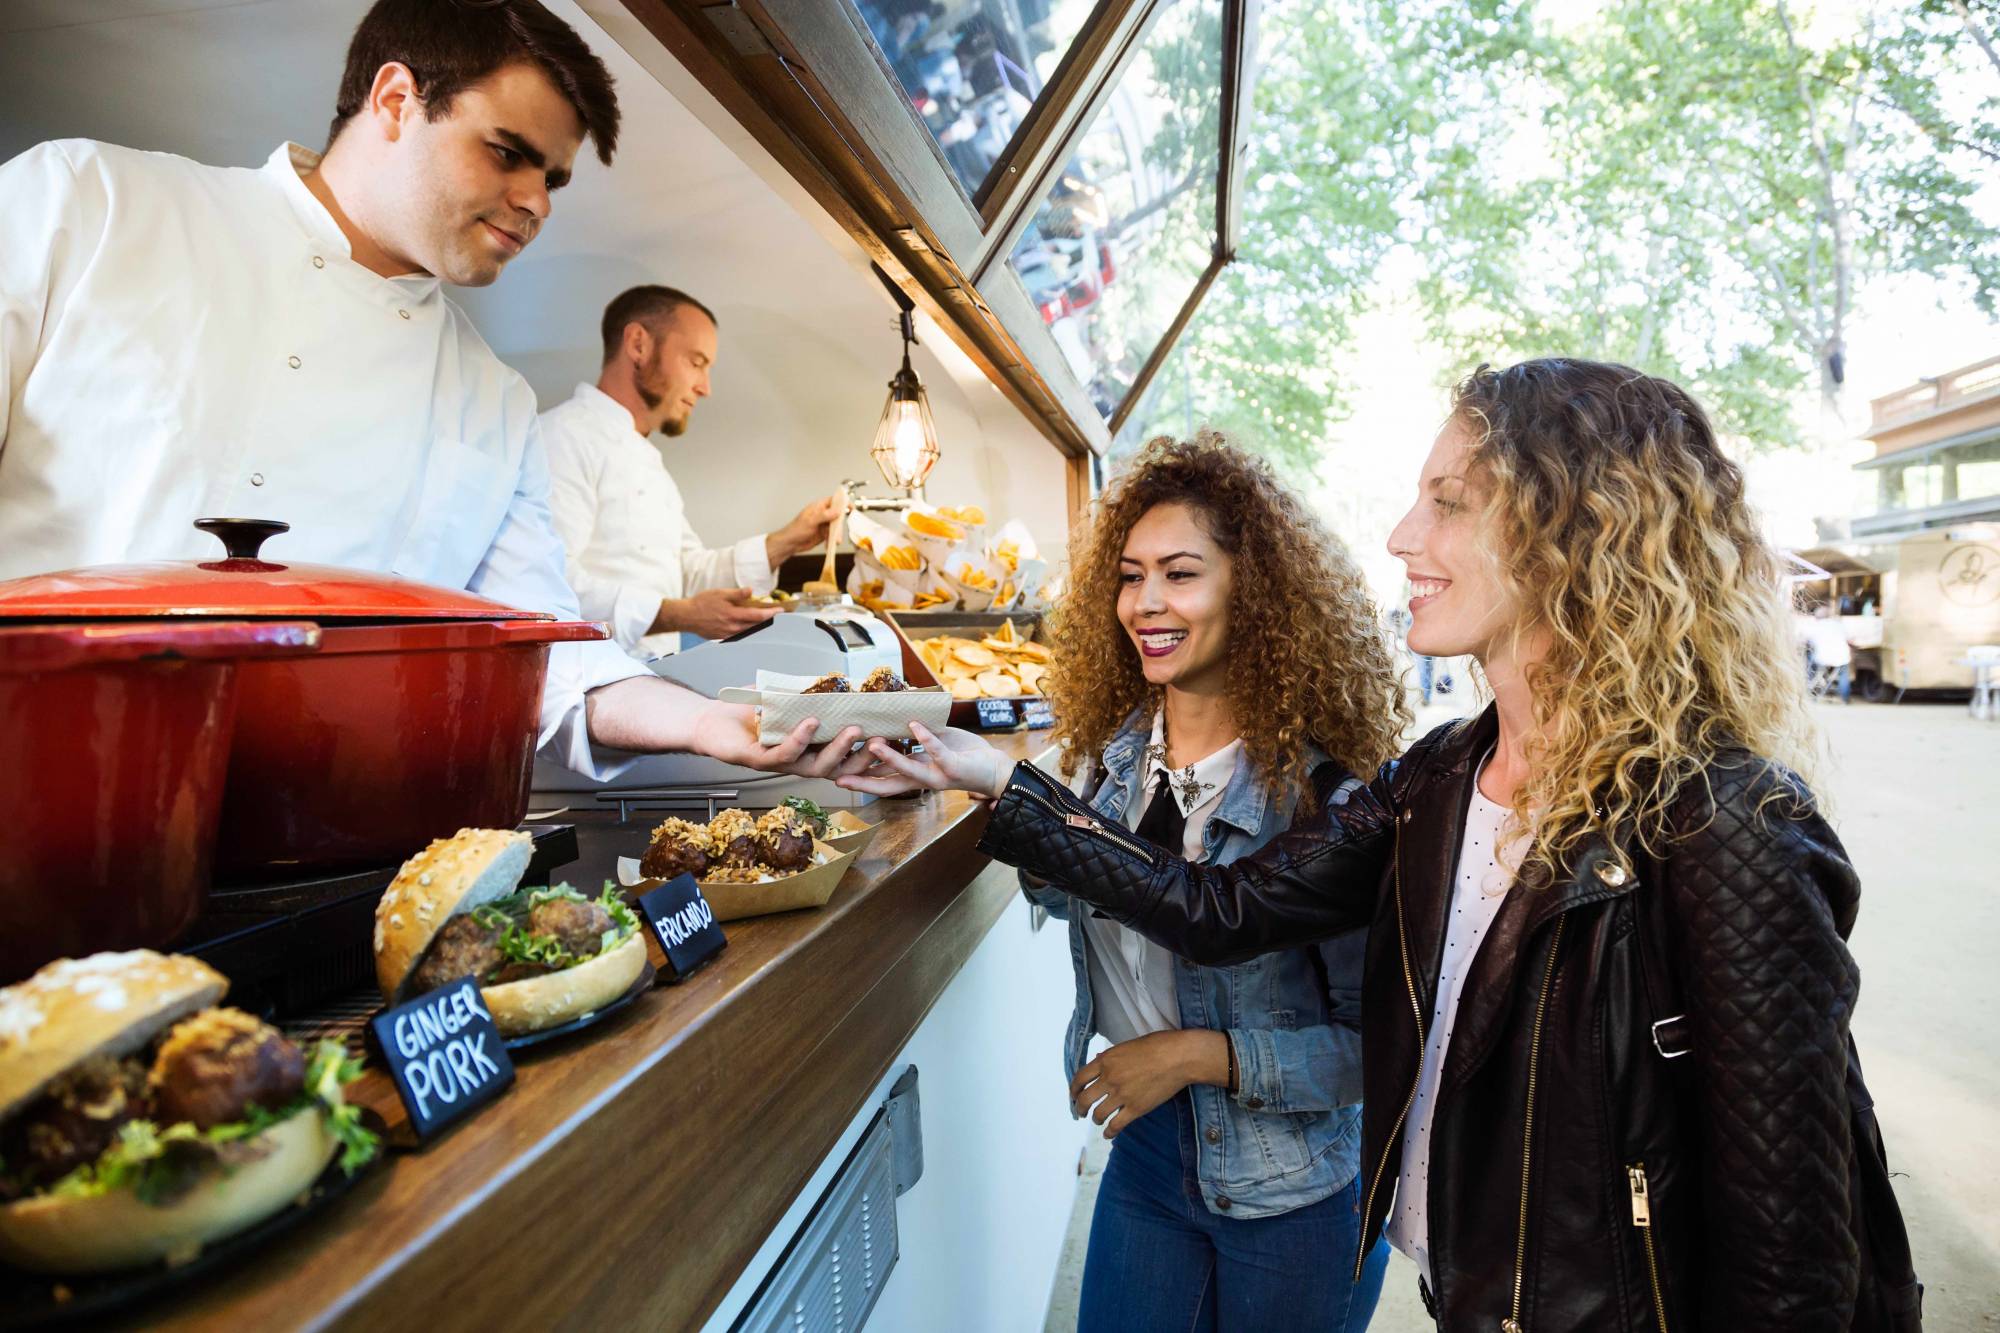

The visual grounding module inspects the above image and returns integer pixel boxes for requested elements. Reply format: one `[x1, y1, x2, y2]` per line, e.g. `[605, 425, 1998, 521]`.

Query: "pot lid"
[0, 519, 549, 622]
[0, 620, 322, 673]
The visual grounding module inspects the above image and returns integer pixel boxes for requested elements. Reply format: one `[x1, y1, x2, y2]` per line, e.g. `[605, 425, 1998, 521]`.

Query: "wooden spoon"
[802, 492, 845, 597]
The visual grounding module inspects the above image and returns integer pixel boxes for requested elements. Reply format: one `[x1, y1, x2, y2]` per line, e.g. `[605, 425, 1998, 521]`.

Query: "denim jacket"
[1021, 716, 1368, 1219]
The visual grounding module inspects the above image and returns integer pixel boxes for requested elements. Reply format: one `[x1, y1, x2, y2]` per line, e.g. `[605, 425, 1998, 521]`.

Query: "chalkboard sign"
[637, 874, 728, 981]
[971, 697, 1018, 731]
[1020, 699, 1055, 730]
[369, 977, 513, 1141]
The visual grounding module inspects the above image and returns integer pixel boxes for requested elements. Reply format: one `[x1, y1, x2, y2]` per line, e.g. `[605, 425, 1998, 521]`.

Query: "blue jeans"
[1078, 1093, 1389, 1332]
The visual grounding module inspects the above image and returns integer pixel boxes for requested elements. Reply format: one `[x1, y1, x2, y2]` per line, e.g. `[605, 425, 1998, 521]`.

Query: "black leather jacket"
[979, 708, 1865, 1332]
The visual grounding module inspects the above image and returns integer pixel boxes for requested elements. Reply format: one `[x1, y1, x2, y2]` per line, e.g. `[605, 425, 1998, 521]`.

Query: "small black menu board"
[637, 874, 728, 982]
[972, 697, 1018, 731]
[1020, 698, 1055, 729]
[369, 977, 514, 1142]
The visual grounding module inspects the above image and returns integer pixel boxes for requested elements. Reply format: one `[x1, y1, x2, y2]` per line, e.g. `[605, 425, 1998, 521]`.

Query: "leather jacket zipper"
[1501, 913, 1567, 1333]
[1014, 782, 1157, 864]
[1354, 818, 1426, 1282]
[1628, 1163, 1670, 1332]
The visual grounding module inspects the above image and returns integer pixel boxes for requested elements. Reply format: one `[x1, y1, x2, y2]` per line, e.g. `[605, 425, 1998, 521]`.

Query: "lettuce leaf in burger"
[0, 951, 378, 1274]
[374, 828, 646, 1036]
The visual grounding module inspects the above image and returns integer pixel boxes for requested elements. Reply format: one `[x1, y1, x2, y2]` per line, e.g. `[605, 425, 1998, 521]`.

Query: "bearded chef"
[541, 285, 840, 657]
[0, 0, 858, 778]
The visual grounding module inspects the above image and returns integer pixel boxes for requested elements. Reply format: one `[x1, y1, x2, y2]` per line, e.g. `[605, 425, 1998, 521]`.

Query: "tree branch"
[1692, 172, 1824, 353]
[1953, 0, 2000, 80]
[1833, 71, 2000, 164]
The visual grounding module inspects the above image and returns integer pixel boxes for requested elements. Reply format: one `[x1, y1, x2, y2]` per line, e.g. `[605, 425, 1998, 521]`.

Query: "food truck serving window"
[853, 0, 1100, 200]
[633, 0, 1254, 462]
[1001, 0, 1220, 424]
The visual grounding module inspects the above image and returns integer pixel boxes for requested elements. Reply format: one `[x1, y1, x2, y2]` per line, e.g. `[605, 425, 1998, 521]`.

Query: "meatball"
[859, 667, 907, 693]
[707, 810, 761, 868]
[720, 834, 762, 868]
[640, 818, 712, 881]
[801, 673, 851, 694]
[759, 826, 814, 873]
[527, 897, 615, 959]
[149, 1009, 305, 1131]
[0, 1054, 150, 1194]
[409, 912, 505, 995]
[640, 838, 709, 881]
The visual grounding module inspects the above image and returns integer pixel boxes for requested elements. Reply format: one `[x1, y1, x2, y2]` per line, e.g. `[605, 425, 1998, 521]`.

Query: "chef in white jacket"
[0, 0, 857, 780]
[541, 284, 840, 657]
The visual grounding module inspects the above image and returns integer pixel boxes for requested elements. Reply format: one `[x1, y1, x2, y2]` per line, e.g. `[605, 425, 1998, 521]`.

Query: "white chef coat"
[0, 139, 648, 778]
[1081, 716, 1243, 1045]
[1385, 756, 1525, 1286]
[541, 382, 774, 658]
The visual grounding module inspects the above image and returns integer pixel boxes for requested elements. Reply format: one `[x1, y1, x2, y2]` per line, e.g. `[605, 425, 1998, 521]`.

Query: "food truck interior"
[0, 1, 1259, 1328]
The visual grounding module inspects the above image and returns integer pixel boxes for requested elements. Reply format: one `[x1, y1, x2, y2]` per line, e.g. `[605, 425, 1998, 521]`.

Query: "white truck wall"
[0, 0, 1072, 555]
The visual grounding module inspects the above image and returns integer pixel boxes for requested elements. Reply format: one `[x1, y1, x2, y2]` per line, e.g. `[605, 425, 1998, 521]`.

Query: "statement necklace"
[1147, 716, 1222, 812]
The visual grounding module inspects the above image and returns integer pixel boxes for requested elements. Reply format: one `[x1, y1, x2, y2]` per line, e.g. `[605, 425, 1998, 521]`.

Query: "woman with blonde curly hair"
[845, 360, 1919, 1331]
[984, 434, 1404, 1329]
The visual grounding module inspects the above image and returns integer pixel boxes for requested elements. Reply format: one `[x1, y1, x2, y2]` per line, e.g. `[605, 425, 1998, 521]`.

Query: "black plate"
[0, 1110, 389, 1331]
[502, 959, 655, 1053]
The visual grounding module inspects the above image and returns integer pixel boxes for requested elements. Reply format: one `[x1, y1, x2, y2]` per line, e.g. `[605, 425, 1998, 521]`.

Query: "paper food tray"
[720, 670, 951, 745]
[821, 811, 883, 857]
[619, 838, 860, 923]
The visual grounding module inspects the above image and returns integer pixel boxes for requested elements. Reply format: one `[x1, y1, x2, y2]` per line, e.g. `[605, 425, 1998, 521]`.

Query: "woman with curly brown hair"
[845, 361, 1920, 1332]
[981, 434, 1405, 1330]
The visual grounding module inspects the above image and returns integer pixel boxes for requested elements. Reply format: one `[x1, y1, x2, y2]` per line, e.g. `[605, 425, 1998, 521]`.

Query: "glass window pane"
[1005, 1, 1222, 421]
[853, 0, 1100, 197]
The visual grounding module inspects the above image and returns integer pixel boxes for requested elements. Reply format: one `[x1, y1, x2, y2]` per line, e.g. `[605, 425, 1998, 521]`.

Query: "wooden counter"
[129, 733, 1054, 1333]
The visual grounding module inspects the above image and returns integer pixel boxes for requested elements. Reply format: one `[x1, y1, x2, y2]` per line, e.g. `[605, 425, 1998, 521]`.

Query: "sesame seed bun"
[372, 828, 534, 1004]
[0, 952, 226, 1123]
[373, 829, 644, 1034]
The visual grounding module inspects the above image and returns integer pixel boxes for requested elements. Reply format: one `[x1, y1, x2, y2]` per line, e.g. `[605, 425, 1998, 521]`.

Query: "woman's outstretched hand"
[834, 721, 1016, 799]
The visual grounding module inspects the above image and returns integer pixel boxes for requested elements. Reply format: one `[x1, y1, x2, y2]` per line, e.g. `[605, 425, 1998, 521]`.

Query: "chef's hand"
[692, 701, 865, 778]
[834, 722, 1015, 799]
[584, 679, 860, 777]
[656, 587, 778, 640]
[768, 494, 843, 563]
[1072, 1030, 1231, 1139]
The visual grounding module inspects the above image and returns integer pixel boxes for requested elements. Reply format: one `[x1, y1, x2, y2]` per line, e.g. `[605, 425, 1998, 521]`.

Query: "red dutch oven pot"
[0, 518, 610, 880]
[0, 618, 320, 981]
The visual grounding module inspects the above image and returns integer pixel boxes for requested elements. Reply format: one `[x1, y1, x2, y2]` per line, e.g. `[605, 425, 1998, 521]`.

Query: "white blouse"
[1081, 718, 1243, 1045]
[0, 139, 647, 779]
[1385, 762, 1525, 1286]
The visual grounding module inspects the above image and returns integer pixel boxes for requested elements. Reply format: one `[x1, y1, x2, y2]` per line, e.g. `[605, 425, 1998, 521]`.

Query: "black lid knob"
[194, 518, 291, 561]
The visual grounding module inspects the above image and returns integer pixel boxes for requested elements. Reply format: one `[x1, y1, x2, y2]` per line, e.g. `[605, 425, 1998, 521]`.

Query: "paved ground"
[1043, 699, 2000, 1330]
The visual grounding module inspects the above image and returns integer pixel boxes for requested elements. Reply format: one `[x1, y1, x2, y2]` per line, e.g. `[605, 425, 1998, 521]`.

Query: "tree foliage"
[1117, 0, 2000, 469]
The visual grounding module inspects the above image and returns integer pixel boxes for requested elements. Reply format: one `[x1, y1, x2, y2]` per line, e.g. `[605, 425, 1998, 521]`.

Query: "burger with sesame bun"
[0, 951, 376, 1274]
[374, 829, 645, 1036]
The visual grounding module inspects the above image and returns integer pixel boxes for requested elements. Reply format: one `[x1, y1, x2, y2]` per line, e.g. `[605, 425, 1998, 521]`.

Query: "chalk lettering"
[467, 1031, 499, 1078]
[371, 977, 514, 1138]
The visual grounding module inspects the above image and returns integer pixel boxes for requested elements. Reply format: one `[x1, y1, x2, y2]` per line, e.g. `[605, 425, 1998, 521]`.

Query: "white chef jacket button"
[311, 256, 325, 269]
[287, 355, 301, 369]
[398, 309, 411, 320]
[250, 473, 265, 487]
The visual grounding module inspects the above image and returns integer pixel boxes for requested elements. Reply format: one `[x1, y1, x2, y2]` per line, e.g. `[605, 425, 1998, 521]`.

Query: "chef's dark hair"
[328, 0, 620, 164]
[600, 286, 718, 364]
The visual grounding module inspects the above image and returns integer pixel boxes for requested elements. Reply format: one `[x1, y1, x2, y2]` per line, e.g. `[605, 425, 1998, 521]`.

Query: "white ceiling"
[0, 0, 1068, 541]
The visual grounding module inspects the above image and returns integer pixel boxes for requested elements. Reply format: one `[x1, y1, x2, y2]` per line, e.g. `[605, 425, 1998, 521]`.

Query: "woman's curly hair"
[1452, 358, 1816, 888]
[1046, 432, 1409, 794]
